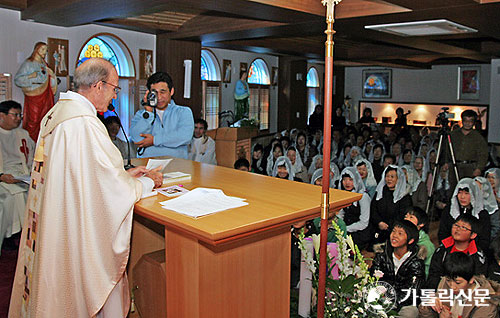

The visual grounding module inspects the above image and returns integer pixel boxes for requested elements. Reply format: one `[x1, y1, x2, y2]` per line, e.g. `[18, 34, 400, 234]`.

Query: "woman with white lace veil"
[344, 146, 364, 168]
[438, 178, 490, 251]
[266, 142, 284, 176]
[475, 176, 499, 239]
[310, 162, 340, 188]
[401, 165, 428, 211]
[355, 158, 377, 199]
[337, 167, 372, 249]
[370, 165, 412, 244]
[271, 156, 295, 181]
[486, 168, 500, 203]
[286, 146, 308, 182]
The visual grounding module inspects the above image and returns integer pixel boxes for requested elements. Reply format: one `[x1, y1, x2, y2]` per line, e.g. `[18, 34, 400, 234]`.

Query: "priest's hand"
[135, 134, 154, 148]
[126, 166, 149, 178]
[0, 174, 21, 184]
[145, 167, 163, 188]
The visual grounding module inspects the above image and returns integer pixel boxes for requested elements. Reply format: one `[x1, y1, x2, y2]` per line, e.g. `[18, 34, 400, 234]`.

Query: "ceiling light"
[365, 19, 477, 37]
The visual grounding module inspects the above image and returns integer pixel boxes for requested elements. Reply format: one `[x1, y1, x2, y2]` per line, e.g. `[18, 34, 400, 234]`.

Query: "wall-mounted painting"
[271, 67, 278, 86]
[223, 59, 232, 83]
[458, 66, 480, 100]
[139, 49, 154, 80]
[47, 38, 69, 77]
[362, 69, 391, 99]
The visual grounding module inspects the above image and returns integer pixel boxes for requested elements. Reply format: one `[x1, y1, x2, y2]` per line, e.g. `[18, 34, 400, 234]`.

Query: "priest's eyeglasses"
[102, 81, 121, 94]
[8, 112, 23, 119]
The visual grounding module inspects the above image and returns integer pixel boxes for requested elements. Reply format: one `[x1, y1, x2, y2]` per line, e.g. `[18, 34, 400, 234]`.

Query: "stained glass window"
[77, 37, 121, 75]
[248, 59, 270, 85]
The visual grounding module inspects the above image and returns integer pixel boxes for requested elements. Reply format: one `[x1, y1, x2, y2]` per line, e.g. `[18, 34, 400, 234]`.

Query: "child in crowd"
[370, 220, 425, 317]
[419, 252, 500, 318]
[272, 156, 300, 181]
[250, 143, 265, 174]
[404, 207, 435, 278]
[234, 158, 250, 172]
[438, 178, 491, 252]
[427, 214, 488, 290]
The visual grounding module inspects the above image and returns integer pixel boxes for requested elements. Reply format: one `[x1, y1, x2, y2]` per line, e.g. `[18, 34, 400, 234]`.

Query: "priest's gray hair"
[73, 58, 112, 91]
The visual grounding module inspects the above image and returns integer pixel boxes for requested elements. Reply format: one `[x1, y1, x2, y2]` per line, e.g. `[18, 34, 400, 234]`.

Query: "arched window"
[247, 58, 270, 130]
[76, 34, 136, 136]
[248, 59, 270, 85]
[307, 67, 321, 124]
[201, 49, 221, 129]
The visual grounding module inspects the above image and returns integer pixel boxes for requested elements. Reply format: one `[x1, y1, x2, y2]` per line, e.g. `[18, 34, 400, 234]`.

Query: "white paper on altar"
[146, 158, 172, 171]
[159, 187, 248, 217]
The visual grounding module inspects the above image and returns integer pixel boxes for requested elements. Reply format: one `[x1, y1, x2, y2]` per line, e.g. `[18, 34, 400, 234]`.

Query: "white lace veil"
[375, 165, 407, 203]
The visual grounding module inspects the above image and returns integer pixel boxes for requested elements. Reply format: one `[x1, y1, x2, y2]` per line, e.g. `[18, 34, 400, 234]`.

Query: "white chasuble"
[9, 94, 143, 318]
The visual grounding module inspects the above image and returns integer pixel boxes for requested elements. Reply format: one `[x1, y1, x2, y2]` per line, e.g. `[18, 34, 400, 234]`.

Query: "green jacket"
[312, 217, 347, 243]
[417, 230, 436, 278]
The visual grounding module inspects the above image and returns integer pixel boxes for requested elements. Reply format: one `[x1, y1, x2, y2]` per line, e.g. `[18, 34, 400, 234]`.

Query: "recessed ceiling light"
[365, 19, 477, 37]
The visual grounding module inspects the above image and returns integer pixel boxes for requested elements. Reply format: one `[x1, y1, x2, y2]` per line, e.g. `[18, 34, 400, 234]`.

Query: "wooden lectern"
[129, 158, 361, 318]
[206, 127, 258, 168]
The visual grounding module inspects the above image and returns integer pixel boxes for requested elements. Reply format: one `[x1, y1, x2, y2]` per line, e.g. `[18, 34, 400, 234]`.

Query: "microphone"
[108, 104, 134, 170]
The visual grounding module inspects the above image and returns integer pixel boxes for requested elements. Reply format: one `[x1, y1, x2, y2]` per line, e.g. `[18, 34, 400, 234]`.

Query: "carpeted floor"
[0, 235, 20, 318]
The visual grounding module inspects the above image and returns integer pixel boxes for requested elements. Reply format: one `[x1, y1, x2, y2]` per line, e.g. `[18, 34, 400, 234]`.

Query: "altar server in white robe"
[0, 100, 35, 253]
[188, 118, 216, 165]
[9, 58, 163, 318]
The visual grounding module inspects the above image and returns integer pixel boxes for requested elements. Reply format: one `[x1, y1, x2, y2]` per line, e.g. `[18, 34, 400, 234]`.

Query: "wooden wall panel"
[278, 57, 307, 131]
[156, 36, 202, 120]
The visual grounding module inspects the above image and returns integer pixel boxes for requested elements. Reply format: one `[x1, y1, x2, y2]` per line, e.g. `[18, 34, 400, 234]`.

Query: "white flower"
[344, 307, 351, 313]
[311, 234, 320, 254]
[346, 234, 356, 251]
[357, 307, 364, 313]
[374, 270, 384, 278]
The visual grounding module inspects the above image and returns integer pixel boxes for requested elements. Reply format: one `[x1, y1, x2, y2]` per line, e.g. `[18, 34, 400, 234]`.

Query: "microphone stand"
[108, 104, 134, 170]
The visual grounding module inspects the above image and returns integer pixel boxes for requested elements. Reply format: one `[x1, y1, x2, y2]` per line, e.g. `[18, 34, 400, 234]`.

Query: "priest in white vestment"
[188, 118, 217, 165]
[0, 100, 35, 254]
[9, 58, 163, 318]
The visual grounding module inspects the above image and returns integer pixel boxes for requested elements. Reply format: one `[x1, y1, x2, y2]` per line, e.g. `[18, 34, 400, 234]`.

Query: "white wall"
[345, 65, 491, 124]
[204, 47, 279, 132]
[0, 8, 156, 104]
[489, 59, 500, 143]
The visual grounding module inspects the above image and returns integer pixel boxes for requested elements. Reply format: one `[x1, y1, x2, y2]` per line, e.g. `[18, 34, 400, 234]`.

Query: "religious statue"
[14, 42, 57, 141]
[234, 71, 249, 121]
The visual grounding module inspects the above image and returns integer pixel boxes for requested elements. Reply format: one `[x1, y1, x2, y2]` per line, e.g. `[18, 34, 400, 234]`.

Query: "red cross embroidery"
[20, 139, 29, 164]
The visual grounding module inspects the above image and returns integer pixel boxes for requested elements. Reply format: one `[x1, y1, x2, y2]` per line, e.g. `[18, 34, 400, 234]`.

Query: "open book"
[163, 171, 191, 185]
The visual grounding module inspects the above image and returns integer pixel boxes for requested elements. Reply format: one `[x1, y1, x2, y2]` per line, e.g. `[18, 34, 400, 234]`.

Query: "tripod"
[425, 125, 460, 220]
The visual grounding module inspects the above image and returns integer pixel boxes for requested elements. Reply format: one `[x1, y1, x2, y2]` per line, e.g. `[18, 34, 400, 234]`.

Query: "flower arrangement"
[297, 220, 398, 318]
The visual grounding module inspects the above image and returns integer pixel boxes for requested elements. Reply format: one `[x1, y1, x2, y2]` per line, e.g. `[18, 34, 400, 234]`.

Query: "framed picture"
[271, 67, 278, 86]
[47, 38, 69, 77]
[223, 59, 232, 83]
[458, 66, 480, 100]
[239, 62, 248, 80]
[139, 49, 154, 80]
[362, 69, 391, 98]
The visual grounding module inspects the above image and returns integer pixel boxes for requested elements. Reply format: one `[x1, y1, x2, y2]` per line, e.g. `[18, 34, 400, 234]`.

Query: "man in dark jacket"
[371, 220, 425, 315]
[427, 214, 488, 290]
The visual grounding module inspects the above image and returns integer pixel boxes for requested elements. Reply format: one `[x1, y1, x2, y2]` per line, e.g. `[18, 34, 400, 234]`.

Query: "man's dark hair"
[103, 115, 121, 127]
[443, 252, 475, 281]
[383, 153, 396, 163]
[461, 109, 477, 121]
[392, 220, 419, 248]
[373, 143, 384, 152]
[406, 207, 428, 228]
[147, 71, 174, 91]
[0, 100, 22, 114]
[195, 118, 208, 130]
[363, 107, 372, 116]
[234, 158, 250, 170]
[253, 143, 264, 153]
[455, 213, 478, 234]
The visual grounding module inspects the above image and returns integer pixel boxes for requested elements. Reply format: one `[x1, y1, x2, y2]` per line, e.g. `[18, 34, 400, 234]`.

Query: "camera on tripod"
[436, 107, 454, 127]
[141, 90, 158, 108]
